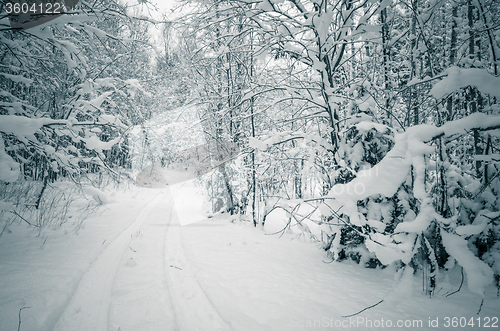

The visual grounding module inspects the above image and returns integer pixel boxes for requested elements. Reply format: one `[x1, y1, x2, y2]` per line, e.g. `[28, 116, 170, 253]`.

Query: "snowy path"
[0, 186, 498, 331]
[108, 193, 177, 331]
[164, 203, 229, 331]
[53, 190, 227, 331]
[53, 193, 169, 330]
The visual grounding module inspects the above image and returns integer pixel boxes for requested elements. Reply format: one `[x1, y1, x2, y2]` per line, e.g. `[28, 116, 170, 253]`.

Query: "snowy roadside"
[178, 215, 500, 330]
[0, 185, 498, 331]
[0, 187, 162, 331]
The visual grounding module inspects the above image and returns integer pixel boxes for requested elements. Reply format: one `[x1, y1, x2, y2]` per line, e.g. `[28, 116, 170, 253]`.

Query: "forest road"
[52, 190, 229, 331]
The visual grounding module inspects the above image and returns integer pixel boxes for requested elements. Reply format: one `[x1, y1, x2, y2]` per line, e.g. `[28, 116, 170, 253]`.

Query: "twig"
[35, 177, 49, 210]
[445, 267, 464, 297]
[170, 265, 182, 270]
[128, 245, 136, 253]
[477, 299, 484, 315]
[342, 300, 384, 318]
[10, 210, 35, 227]
[0, 222, 12, 236]
[18, 306, 30, 331]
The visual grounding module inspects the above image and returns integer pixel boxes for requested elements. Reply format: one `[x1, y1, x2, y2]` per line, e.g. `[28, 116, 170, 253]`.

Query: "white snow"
[82, 135, 120, 153]
[170, 176, 213, 226]
[90, 91, 113, 108]
[0, 72, 33, 86]
[0, 199, 13, 211]
[0, 185, 498, 331]
[430, 66, 500, 99]
[0, 115, 65, 137]
[322, 113, 500, 283]
[327, 113, 500, 231]
[474, 154, 500, 163]
[441, 231, 495, 296]
[455, 210, 500, 236]
[440, 112, 500, 136]
[327, 129, 413, 204]
[81, 186, 115, 205]
[355, 121, 392, 133]
[263, 207, 290, 234]
[83, 25, 108, 38]
[0, 136, 20, 182]
[248, 136, 269, 151]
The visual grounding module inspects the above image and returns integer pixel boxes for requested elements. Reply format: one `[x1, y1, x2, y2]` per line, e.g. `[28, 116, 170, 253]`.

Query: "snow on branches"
[321, 113, 500, 295]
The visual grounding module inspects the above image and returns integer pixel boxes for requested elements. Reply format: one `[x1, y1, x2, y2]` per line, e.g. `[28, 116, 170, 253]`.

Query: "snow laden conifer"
[321, 107, 500, 297]
[326, 114, 396, 267]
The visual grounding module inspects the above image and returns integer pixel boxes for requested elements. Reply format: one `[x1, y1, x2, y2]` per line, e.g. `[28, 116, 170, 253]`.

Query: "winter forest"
[1, 0, 500, 330]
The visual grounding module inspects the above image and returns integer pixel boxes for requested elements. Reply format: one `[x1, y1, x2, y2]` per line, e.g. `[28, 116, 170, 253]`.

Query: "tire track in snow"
[108, 191, 179, 331]
[53, 193, 165, 331]
[164, 201, 230, 331]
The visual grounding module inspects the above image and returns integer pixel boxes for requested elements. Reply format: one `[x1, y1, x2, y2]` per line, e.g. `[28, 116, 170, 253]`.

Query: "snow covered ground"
[0, 184, 498, 331]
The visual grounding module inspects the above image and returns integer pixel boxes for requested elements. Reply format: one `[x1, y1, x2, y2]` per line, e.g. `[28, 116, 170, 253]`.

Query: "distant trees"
[177, 0, 255, 216]
[0, 0, 156, 228]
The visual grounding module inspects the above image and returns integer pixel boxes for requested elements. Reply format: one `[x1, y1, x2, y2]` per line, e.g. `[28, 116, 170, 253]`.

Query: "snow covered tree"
[193, 0, 500, 297]
[0, 0, 154, 227]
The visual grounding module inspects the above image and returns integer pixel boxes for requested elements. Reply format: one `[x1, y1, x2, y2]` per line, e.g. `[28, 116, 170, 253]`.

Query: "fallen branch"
[10, 210, 35, 227]
[18, 306, 30, 331]
[445, 267, 464, 297]
[477, 299, 484, 315]
[342, 300, 384, 318]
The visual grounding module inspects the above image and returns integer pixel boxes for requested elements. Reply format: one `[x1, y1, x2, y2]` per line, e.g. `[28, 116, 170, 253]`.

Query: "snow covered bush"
[319, 111, 500, 296]
[326, 117, 398, 265]
[339, 120, 395, 173]
[0, 180, 100, 233]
